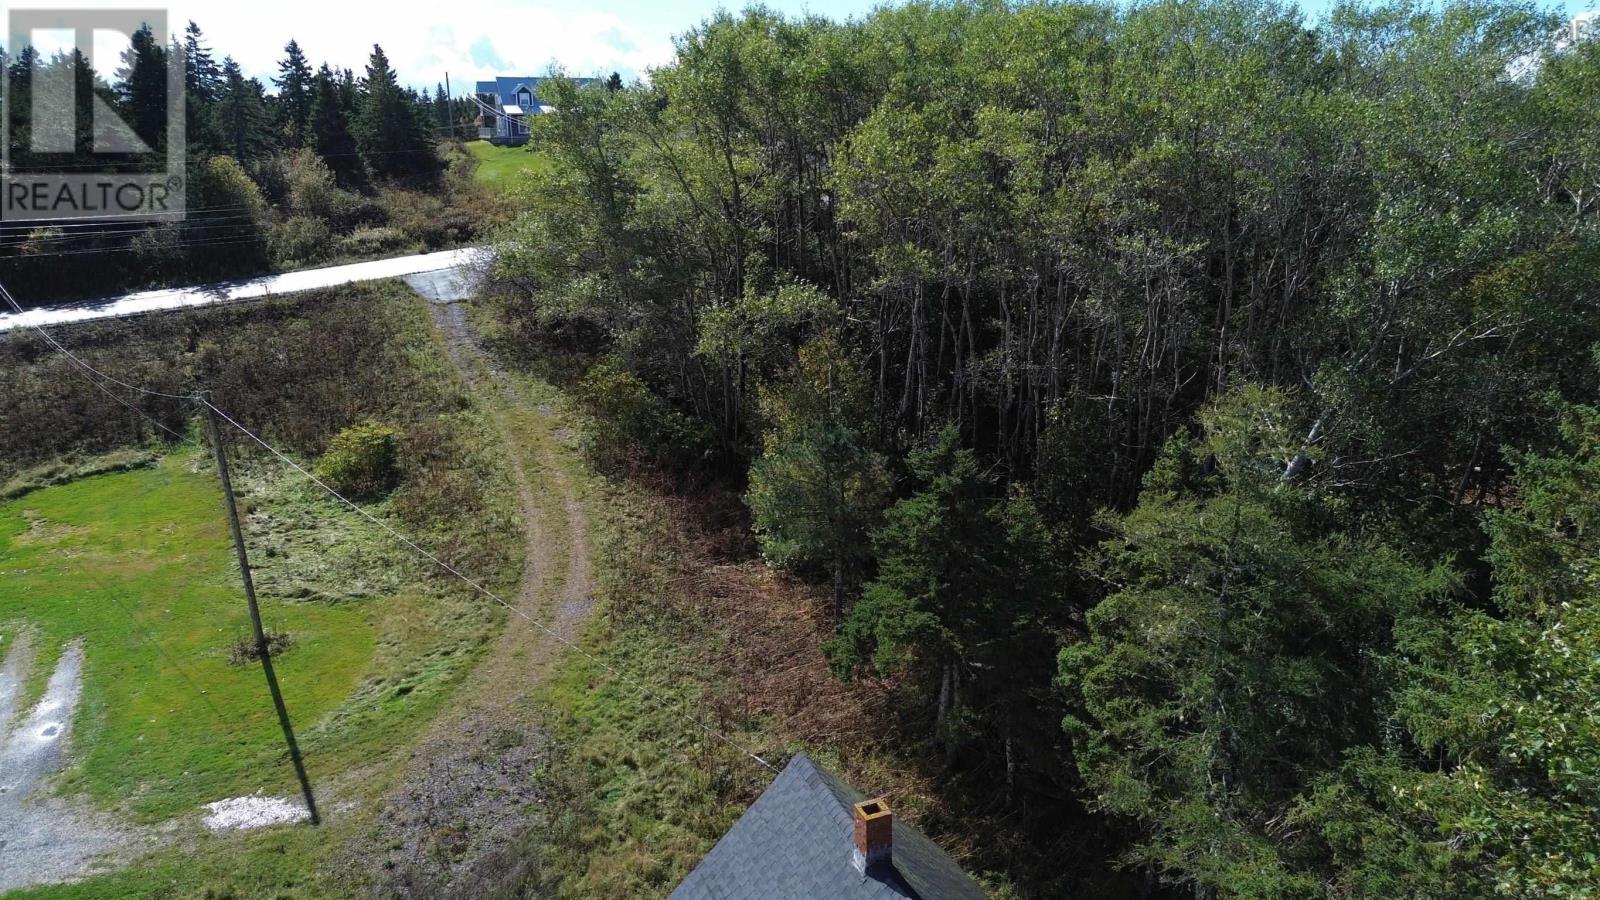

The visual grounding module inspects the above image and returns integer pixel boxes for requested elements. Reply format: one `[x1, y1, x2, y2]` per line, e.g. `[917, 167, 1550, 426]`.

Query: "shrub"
[287, 150, 377, 231]
[185, 156, 270, 278]
[269, 215, 333, 266]
[575, 359, 709, 472]
[314, 420, 401, 498]
[337, 226, 415, 258]
[249, 155, 292, 208]
[378, 188, 452, 248]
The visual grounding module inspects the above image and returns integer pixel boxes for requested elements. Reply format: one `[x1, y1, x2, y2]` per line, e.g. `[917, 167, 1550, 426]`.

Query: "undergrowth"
[468, 309, 1005, 898]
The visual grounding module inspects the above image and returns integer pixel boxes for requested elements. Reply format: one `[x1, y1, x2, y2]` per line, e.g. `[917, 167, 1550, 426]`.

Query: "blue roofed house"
[473, 76, 596, 145]
[671, 753, 986, 900]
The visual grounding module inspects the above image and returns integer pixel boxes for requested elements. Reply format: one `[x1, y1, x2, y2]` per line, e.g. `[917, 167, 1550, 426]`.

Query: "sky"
[3, 0, 1594, 92]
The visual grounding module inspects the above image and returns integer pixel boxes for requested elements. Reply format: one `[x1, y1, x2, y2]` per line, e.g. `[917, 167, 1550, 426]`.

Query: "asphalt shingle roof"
[670, 753, 986, 900]
[472, 76, 597, 106]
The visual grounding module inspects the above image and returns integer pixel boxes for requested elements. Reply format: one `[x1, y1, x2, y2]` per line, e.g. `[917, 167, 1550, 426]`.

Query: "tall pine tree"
[353, 44, 433, 180]
[179, 20, 223, 156]
[182, 20, 221, 101]
[115, 24, 166, 152]
[273, 39, 314, 149]
[215, 57, 270, 161]
[310, 63, 362, 187]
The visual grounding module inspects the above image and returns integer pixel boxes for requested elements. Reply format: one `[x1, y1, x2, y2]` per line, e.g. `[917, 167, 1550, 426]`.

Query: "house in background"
[473, 76, 596, 145]
[670, 753, 986, 899]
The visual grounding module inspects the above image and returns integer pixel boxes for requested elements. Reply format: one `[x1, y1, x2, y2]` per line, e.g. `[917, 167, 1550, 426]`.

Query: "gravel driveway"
[0, 636, 136, 893]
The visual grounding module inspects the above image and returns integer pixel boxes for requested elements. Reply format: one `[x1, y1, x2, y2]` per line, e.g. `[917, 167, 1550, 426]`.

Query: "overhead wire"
[202, 398, 781, 774]
[2, 273, 780, 776]
[1, 235, 270, 259]
[0, 280, 196, 406]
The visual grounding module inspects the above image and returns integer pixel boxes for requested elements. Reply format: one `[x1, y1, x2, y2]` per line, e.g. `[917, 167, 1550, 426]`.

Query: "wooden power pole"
[202, 397, 321, 826]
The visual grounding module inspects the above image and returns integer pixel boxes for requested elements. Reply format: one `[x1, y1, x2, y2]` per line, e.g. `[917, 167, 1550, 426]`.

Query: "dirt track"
[0, 637, 135, 893]
[352, 296, 593, 897]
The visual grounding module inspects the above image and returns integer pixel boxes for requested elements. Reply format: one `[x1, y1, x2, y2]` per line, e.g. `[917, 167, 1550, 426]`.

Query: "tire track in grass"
[0, 629, 33, 733]
[350, 291, 593, 897]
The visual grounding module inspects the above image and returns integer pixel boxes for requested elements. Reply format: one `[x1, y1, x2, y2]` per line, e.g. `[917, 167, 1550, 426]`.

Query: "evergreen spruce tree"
[353, 44, 434, 179]
[1057, 389, 1445, 896]
[274, 39, 314, 149]
[115, 24, 166, 151]
[310, 63, 363, 187]
[216, 57, 270, 161]
[182, 20, 222, 101]
[1301, 405, 1600, 897]
[746, 335, 889, 623]
[179, 21, 223, 155]
[830, 425, 1057, 760]
[337, 67, 361, 136]
[433, 83, 449, 130]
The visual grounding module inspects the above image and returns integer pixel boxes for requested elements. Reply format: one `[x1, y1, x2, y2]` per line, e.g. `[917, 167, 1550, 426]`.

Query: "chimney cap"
[854, 798, 891, 820]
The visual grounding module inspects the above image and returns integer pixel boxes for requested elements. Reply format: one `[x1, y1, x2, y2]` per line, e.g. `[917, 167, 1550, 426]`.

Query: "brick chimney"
[851, 798, 893, 872]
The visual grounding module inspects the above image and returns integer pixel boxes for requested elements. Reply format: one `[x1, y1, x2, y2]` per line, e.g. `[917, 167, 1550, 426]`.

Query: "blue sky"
[5, 0, 1594, 91]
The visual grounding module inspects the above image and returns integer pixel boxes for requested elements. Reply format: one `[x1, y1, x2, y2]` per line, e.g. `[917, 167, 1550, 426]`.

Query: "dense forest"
[490, 0, 1600, 895]
[1, 23, 488, 304]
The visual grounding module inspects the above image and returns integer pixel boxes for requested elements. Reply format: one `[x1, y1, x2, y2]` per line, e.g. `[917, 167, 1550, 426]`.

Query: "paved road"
[0, 247, 488, 333]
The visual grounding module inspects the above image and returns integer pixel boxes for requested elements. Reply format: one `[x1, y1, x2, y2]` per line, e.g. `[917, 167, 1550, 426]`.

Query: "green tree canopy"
[274, 39, 314, 149]
[354, 44, 434, 180]
[1057, 389, 1449, 896]
[747, 334, 888, 621]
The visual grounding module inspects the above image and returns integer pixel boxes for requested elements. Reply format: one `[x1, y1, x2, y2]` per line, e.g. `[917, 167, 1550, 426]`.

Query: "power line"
[1, 235, 269, 260]
[0, 209, 269, 230]
[0, 279, 195, 404]
[202, 398, 781, 775]
[2, 271, 778, 779]
[2, 220, 270, 247]
[8, 140, 471, 171]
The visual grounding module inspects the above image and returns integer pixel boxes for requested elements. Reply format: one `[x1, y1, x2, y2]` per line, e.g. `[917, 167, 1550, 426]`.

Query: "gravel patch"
[202, 795, 313, 831]
[1, 641, 86, 805]
[0, 640, 140, 893]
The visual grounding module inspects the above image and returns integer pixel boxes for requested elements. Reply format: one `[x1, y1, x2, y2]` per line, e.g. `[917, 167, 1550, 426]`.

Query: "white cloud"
[3, 0, 676, 90]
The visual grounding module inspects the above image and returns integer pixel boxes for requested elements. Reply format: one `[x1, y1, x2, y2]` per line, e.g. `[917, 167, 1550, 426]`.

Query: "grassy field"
[2, 448, 513, 899]
[1, 285, 526, 898]
[467, 140, 553, 189]
[0, 455, 375, 820]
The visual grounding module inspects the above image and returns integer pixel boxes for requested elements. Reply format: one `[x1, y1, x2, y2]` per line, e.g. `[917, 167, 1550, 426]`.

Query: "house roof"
[472, 76, 597, 106]
[670, 753, 986, 900]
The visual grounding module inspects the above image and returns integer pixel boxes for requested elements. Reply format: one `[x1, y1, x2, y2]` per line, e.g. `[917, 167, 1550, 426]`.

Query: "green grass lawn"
[0, 287, 524, 898]
[0, 454, 376, 821]
[467, 139, 553, 188]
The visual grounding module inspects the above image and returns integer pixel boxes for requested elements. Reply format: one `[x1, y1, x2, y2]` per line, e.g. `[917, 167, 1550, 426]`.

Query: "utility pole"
[444, 72, 453, 137]
[201, 396, 320, 826]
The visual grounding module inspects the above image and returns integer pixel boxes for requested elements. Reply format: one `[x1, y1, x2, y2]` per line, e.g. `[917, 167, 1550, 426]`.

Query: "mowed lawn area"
[467, 139, 552, 188]
[0, 455, 375, 821]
